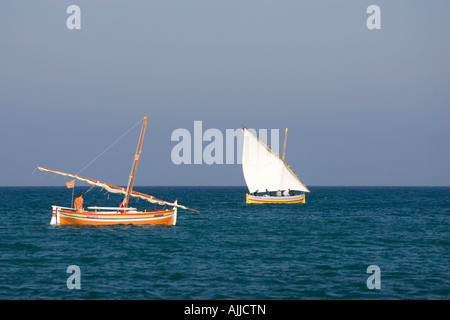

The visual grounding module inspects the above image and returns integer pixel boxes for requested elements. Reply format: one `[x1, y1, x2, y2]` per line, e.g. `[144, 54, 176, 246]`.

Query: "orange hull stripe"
[58, 210, 173, 218]
[56, 209, 176, 225]
[59, 214, 175, 226]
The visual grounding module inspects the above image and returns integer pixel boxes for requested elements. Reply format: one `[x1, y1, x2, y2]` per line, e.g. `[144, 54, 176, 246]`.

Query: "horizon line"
[1, 185, 449, 188]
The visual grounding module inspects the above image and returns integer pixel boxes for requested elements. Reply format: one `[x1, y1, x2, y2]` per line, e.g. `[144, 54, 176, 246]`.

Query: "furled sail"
[36, 166, 199, 212]
[241, 127, 310, 193]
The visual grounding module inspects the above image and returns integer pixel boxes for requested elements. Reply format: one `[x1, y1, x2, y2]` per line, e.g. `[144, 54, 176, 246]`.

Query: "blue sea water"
[0, 186, 449, 300]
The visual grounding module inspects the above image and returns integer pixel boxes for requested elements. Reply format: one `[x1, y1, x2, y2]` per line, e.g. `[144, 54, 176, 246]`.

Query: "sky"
[0, 0, 449, 187]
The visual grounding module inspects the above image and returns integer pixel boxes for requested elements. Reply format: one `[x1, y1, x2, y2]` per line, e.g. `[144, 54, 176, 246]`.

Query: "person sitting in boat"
[74, 192, 84, 212]
[283, 189, 291, 196]
[276, 190, 281, 196]
[253, 190, 258, 196]
[118, 198, 125, 213]
[264, 189, 270, 197]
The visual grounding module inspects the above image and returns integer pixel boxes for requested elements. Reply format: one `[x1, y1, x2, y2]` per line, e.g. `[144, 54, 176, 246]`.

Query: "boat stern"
[50, 206, 61, 225]
[172, 200, 178, 226]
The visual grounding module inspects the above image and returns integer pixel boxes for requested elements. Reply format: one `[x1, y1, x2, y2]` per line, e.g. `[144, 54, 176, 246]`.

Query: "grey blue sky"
[0, 0, 449, 186]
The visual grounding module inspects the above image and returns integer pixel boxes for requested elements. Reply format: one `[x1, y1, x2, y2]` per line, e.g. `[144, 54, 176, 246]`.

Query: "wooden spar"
[282, 128, 288, 160]
[36, 166, 200, 212]
[125, 116, 148, 208]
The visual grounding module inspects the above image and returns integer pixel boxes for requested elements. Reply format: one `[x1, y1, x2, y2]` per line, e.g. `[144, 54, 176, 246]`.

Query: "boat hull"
[246, 193, 305, 204]
[53, 208, 177, 226]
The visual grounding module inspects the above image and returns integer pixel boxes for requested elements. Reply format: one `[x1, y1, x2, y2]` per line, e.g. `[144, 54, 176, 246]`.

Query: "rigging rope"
[75, 117, 145, 176]
[85, 185, 94, 194]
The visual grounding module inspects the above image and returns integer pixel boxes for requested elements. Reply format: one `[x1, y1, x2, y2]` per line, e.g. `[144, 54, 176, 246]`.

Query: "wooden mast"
[125, 116, 148, 208]
[282, 128, 288, 160]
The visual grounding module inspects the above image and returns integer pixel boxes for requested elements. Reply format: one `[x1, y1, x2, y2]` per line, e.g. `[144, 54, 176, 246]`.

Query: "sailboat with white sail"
[37, 116, 198, 225]
[241, 126, 310, 203]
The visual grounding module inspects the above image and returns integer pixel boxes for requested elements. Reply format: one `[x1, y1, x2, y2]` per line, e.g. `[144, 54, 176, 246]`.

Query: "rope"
[75, 117, 145, 176]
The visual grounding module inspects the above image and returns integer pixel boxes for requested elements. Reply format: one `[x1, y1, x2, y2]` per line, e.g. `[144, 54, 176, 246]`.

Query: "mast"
[282, 128, 288, 160]
[125, 116, 148, 208]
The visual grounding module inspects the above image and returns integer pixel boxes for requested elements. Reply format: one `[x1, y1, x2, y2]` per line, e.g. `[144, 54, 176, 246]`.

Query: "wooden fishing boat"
[242, 126, 310, 204]
[37, 116, 198, 225]
[50, 204, 178, 226]
[245, 194, 305, 204]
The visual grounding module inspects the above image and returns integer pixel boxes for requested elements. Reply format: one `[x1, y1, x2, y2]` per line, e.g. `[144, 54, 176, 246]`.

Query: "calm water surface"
[0, 186, 449, 299]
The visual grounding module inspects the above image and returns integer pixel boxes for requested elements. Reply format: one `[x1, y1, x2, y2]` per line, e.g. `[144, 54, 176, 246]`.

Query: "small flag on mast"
[66, 180, 75, 189]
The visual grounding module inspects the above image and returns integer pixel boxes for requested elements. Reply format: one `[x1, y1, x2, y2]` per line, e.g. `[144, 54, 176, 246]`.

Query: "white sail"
[242, 127, 310, 193]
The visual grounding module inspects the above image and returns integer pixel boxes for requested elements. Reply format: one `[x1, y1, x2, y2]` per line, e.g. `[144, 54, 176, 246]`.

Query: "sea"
[0, 186, 449, 301]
